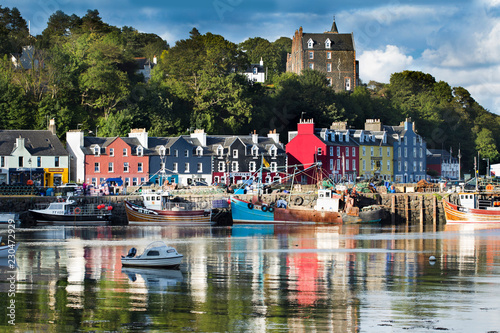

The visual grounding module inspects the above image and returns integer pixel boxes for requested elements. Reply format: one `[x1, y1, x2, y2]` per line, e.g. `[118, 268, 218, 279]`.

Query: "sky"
[4, 0, 500, 114]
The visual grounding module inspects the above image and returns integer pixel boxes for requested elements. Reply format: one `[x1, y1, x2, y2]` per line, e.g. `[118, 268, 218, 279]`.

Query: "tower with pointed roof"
[286, 17, 359, 92]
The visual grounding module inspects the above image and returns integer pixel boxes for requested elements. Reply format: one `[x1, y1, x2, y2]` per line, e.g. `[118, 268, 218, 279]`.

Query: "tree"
[475, 128, 499, 164]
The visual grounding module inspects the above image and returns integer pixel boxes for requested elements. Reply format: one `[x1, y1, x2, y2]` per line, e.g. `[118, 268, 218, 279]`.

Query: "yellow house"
[352, 120, 393, 181]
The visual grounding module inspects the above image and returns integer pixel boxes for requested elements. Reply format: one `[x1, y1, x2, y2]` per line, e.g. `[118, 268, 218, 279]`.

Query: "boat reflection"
[121, 267, 183, 292]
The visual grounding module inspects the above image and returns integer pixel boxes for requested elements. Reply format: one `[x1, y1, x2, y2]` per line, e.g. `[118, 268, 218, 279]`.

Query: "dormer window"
[251, 145, 259, 156]
[325, 38, 331, 49]
[136, 146, 143, 156]
[159, 146, 166, 156]
[93, 146, 100, 156]
[196, 146, 203, 156]
[269, 146, 277, 157]
[307, 38, 314, 49]
[217, 146, 223, 156]
[253, 67, 258, 75]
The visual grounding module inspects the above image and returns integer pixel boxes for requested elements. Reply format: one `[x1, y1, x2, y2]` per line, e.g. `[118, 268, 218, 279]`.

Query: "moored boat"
[29, 193, 113, 225]
[0, 237, 19, 257]
[443, 191, 500, 223]
[121, 241, 183, 268]
[124, 189, 212, 225]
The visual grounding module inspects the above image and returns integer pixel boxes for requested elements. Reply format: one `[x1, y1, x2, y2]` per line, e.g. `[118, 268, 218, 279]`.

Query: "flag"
[263, 157, 270, 168]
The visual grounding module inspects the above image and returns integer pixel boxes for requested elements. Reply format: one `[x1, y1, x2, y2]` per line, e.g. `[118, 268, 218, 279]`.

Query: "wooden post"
[405, 195, 409, 226]
[433, 195, 437, 232]
[391, 195, 396, 225]
[419, 195, 424, 230]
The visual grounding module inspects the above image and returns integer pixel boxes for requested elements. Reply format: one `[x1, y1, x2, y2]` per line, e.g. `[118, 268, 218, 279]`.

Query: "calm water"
[1, 223, 500, 332]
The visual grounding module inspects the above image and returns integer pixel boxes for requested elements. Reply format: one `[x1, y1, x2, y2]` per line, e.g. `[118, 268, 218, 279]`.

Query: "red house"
[286, 119, 359, 184]
[84, 137, 149, 187]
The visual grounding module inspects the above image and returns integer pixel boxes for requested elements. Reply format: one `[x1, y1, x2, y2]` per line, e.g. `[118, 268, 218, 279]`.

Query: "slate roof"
[302, 33, 354, 51]
[81, 136, 148, 155]
[0, 130, 68, 156]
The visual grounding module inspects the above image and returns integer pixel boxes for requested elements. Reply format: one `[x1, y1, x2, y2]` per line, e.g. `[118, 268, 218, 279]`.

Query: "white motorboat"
[121, 241, 183, 268]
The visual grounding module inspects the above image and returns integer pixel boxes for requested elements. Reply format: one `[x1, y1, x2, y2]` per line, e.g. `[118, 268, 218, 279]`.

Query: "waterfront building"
[384, 118, 427, 183]
[351, 119, 394, 182]
[426, 149, 460, 179]
[0, 119, 69, 186]
[286, 18, 359, 91]
[209, 130, 286, 185]
[286, 119, 359, 184]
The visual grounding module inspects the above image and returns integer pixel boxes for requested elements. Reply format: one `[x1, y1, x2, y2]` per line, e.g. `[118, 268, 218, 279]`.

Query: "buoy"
[107, 205, 113, 211]
[429, 255, 436, 261]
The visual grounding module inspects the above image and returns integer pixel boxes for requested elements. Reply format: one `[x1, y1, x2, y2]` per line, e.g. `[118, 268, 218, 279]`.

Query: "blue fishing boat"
[230, 196, 274, 223]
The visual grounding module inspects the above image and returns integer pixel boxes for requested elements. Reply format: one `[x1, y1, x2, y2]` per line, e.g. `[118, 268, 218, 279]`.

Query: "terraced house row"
[0, 117, 433, 187]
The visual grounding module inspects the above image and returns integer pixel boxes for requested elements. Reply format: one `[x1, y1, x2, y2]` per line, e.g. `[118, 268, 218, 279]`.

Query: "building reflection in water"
[6, 223, 500, 331]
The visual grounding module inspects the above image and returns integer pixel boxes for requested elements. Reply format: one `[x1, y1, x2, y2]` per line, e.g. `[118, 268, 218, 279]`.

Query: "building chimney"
[297, 119, 315, 135]
[252, 130, 259, 144]
[364, 119, 382, 131]
[48, 118, 56, 135]
[267, 129, 280, 144]
[330, 121, 347, 130]
[128, 128, 149, 148]
[259, 57, 264, 66]
[190, 129, 207, 147]
[15, 136, 25, 150]
[153, 55, 157, 65]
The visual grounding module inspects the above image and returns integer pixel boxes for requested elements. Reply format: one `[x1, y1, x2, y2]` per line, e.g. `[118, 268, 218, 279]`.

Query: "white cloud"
[358, 45, 414, 83]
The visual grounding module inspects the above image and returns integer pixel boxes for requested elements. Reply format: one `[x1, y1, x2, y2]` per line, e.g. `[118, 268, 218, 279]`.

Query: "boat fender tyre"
[294, 196, 304, 206]
[203, 211, 210, 217]
[262, 205, 268, 212]
[268, 206, 274, 213]
[74, 207, 81, 215]
[200, 201, 208, 209]
[248, 203, 254, 209]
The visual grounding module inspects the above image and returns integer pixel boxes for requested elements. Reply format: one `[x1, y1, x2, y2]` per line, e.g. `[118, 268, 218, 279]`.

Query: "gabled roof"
[0, 130, 67, 156]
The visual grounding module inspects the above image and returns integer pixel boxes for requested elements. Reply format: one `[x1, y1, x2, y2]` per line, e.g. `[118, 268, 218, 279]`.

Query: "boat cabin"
[459, 192, 500, 210]
[142, 190, 171, 210]
[314, 189, 341, 212]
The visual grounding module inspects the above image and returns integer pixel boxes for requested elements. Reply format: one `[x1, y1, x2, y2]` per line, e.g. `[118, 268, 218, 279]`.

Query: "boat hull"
[443, 199, 500, 223]
[274, 207, 342, 224]
[121, 254, 183, 268]
[29, 210, 111, 225]
[125, 201, 212, 225]
[0, 243, 19, 257]
[342, 207, 385, 224]
[231, 197, 274, 223]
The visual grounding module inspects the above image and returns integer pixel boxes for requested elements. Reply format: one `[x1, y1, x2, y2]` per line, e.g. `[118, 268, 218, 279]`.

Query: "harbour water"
[1, 223, 500, 332]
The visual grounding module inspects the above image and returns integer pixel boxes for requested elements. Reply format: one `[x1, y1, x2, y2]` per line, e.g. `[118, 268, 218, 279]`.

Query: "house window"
[270, 162, 277, 172]
[398, 161, 401, 172]
[325, 38, 331, 48]
[108, 162, 113, 172]
[218, 161, 225, 172]
[252, 146, 258, 156]
[55, 156, 59, 167]
[137, 147, 143, 156]
[196, 147, 203, 156]
[327, 52, 332, 59]
[337, 147, 340, 156]
[413, 148, 416, 158]
[231, 161, 238, 172]
[124, 162, 129, 172]
[371, 160, 375, 171]
[307, 38, 314, 48]
[352, 160, 356, 171]
[346, 147, 349, 157]
[370, 147, 374, 156]
[327, 63, 332, 72]
[327, 78, 332, 86]
[37, 156, 41, 167]
[92, 178, 97, 186]
[309, 63, 314, 70]
[197, 163, 203, 173]
[337, 159, 340, 170]
[387, 147, 391, 157]
[362, 147, 366, 156]
[94, 147, 100, 156]
[138, 163, 143, 172]
[404, 161, 408, 172]
[317, 147, 322, 155]
[185, 149, 189, 157]
[18, 156, 23, 167]
[94, 162, 100, 172]
[352, 147, 356, 157]
[379, 147, 382, 156]
[346, 159, 350, 171]
[174, 149, 178, 157]
[109, 148, 114, 156]
[413, 161, 417, 172]
[330, 146, 333, 156]
[363, 160, 366, 171]
[345, 77, 351, 91]
[217, 147, 223, 156]
[159, 147, 166, 156]
[132, 178, 138, 186]
[185, 162, 189, 173]
[420, 148, 423, 158]
[413, 137, 416, 145]
[387, 160, 391, 171]
[173, 163, 178, 173]
[330, 159, 333, 170]
[249, 162, 256, 172]
[404, 148, 407, 158]
[253, 67, 258, 75]
[420, 161, 423, 171]
[233, 149, 238, 158]
[309, 51, 314, 59]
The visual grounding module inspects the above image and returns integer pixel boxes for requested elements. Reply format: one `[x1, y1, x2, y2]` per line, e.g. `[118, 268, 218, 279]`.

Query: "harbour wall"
[3, 192, 459, 226]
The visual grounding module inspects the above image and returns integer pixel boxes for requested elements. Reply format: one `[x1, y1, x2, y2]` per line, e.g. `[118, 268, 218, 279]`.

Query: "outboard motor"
[127, 247, 137, 258]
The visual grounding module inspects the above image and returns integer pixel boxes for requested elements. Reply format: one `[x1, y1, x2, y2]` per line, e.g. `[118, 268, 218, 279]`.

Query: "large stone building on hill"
[286, 18, 359, 92]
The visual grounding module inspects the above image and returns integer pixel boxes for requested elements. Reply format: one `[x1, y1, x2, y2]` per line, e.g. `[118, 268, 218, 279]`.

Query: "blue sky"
[4, 0, 500, 114]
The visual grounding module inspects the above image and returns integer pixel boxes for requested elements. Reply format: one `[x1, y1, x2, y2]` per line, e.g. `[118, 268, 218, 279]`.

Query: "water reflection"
[1, 224, 500, 331]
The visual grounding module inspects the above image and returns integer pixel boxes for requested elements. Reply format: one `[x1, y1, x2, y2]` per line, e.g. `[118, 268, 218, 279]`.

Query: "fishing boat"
[443, 190, 500, 223]
[124, 189, 212, 225]
[231, 188, 385, 224]
[29, 193, 113, 225]
[121, 241, 183, 268]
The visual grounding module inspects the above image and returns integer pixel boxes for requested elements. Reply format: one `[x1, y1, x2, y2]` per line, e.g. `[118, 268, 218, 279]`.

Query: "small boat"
[443, 190, 500, 223]
[231, 188, 385, 224]
[124, 189, 212, 225]
[0, 237, 19, 257]
[29, 193, 113, 225]
[121, 241, 183, 268]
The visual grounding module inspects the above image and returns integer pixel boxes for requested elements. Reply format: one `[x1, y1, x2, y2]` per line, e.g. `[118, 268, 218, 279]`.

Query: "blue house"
[384, 118, 427, 183]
